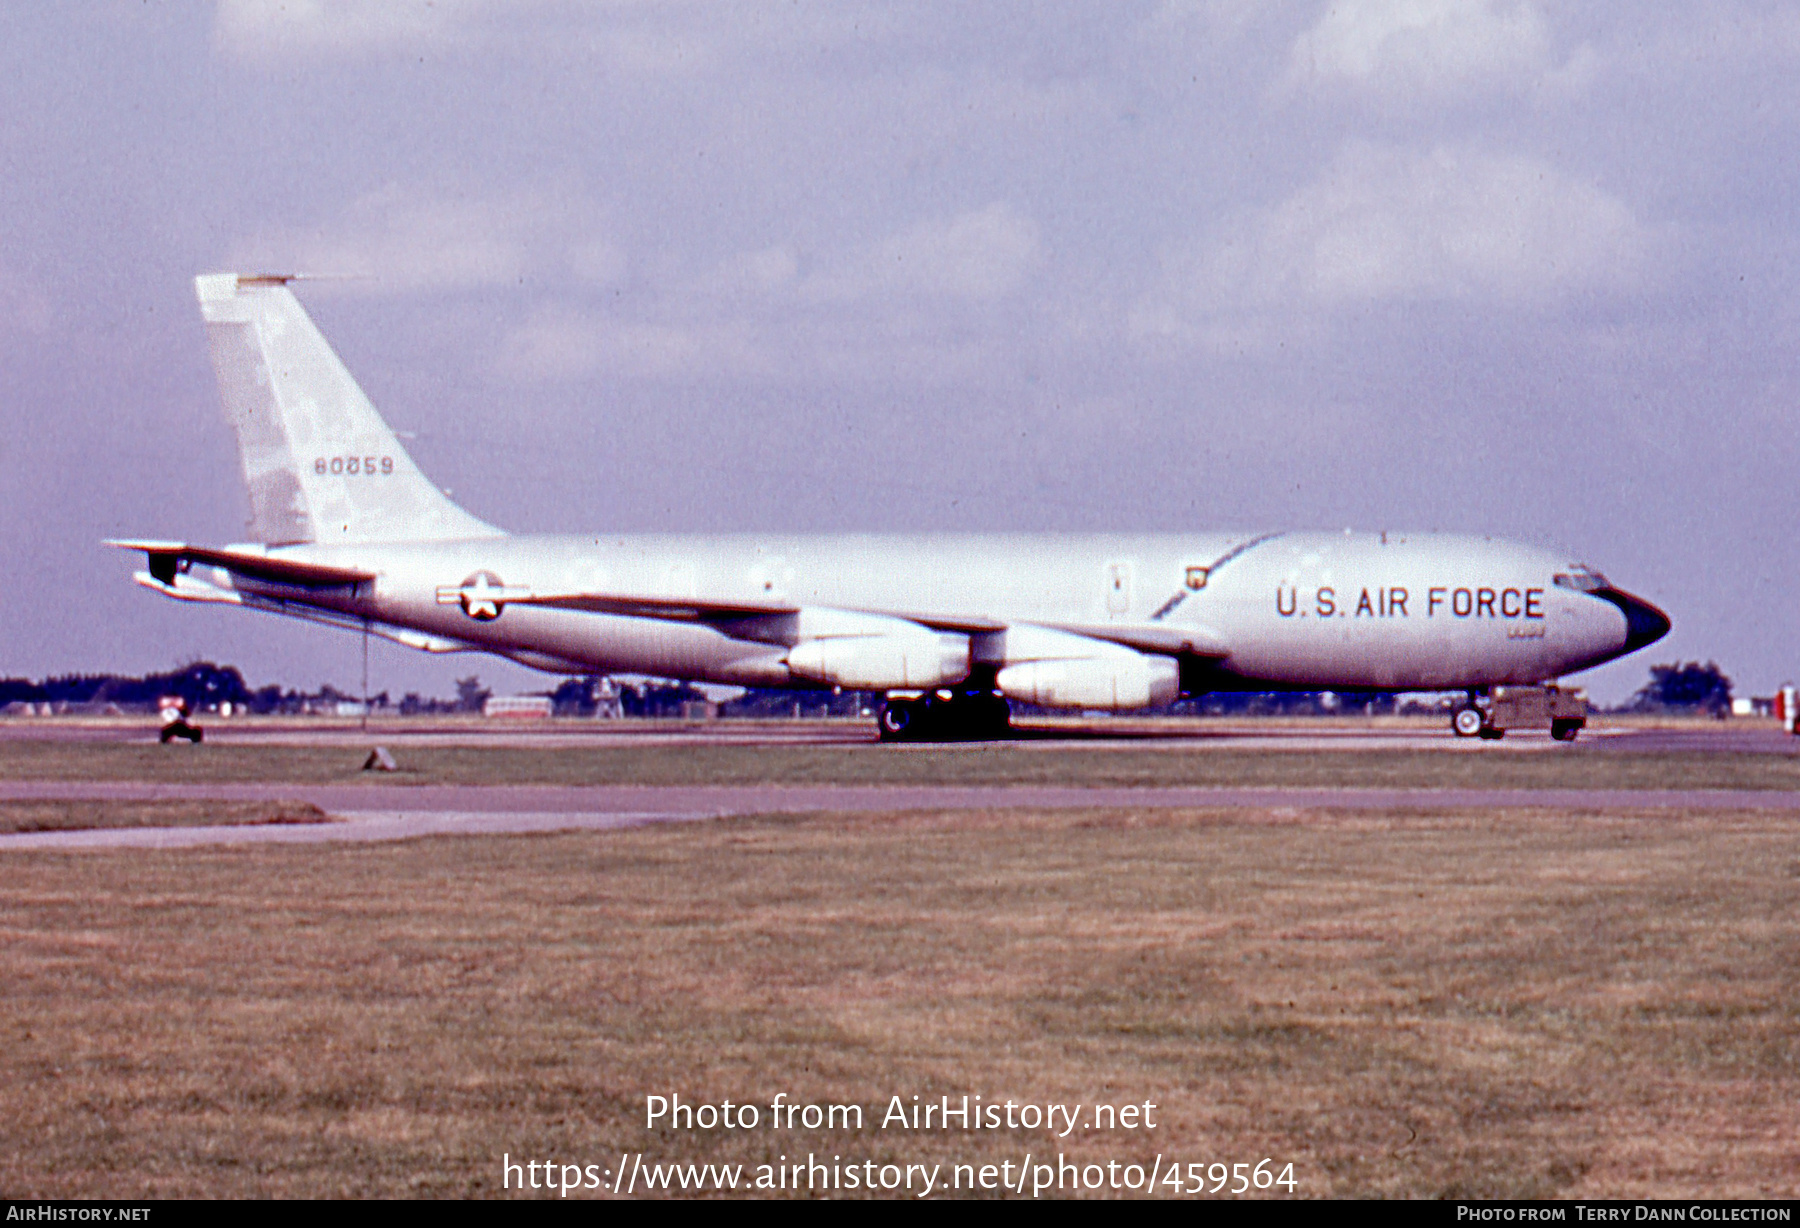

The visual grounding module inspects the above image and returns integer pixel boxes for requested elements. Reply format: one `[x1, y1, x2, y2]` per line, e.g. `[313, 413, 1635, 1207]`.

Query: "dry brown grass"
[3, 807, 1798, 1199]
[0, 800, 330, 834]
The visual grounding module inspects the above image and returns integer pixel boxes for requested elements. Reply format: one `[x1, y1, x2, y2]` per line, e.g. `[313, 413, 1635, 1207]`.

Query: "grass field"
[3, 738, 1800, 791]
[4, 805, 1797, 1198]
[0, 799, 330, 834]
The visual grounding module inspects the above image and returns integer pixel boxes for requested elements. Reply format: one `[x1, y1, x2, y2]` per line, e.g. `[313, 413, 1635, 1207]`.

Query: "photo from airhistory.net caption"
[502, 1090, 1296, 1196]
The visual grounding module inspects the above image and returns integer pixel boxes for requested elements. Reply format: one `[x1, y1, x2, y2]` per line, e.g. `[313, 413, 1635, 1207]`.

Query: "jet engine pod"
[994, 625, 1180, 710]
[785, 610, 970, 690]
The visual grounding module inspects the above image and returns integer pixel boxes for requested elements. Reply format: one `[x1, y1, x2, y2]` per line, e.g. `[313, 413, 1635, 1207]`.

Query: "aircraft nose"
[1597, 587, 1671, 654]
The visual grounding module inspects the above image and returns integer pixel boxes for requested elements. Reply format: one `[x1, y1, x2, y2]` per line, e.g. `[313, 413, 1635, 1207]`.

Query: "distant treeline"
[1617, 661, 1733, 715]
[0, 660, 1740, 718]
[0, 662, 387, 716]
[2, 662, 273, 713]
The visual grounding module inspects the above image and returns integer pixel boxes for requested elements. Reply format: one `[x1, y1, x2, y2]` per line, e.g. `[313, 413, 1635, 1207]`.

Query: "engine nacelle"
[785, 610, 970, 689]
[994, 625, 1179, 710]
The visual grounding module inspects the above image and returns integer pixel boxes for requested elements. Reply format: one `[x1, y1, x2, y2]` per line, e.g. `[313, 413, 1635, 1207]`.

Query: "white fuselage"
[217, 529, 1652, 694]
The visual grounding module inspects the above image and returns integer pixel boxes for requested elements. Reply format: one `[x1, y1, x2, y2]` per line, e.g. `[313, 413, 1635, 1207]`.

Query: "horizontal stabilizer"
[131, 570, 244, 605]
[109, 540, 374, 589]
[132, 567, 474, 654]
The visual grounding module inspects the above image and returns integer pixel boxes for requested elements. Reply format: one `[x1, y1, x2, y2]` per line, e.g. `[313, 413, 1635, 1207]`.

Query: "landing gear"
[877, 699, 916, 741]
[877, 688, 1012, 742]
[1452, 693, 1505, 739]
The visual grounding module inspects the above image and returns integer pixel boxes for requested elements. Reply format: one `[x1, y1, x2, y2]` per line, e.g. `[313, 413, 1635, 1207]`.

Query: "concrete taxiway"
[4, 780, 1799, 851]
[4, 715, 1796, 754]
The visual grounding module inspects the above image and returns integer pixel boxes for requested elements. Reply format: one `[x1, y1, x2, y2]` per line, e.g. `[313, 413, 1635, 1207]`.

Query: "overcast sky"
[2, 2, 1794, 703]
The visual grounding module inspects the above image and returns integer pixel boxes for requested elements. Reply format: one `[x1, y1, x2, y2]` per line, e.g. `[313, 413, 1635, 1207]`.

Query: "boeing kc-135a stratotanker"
[112, 274, 1670, 740]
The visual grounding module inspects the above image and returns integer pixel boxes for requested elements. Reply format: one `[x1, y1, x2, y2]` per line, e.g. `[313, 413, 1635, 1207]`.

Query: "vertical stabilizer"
[195, 273, 503, 544]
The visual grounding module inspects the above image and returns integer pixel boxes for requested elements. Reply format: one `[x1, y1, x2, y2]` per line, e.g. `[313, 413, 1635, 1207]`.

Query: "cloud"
[1135, 142, 1652, 345]
[213, 0, 481, 59]
[496, 299, 995, 388]
[225, 186, 622, 295]
[494, 212, 1039, 386]
[1599, 6, 1800, 83]
[1285, 0, 1553, 98]
[213, 0, 738, 73]
[498, 308, 768, 382]
[708, 247, 802, 298]
[806, 202, 1043, 302]
[1140, 0, 1291, 49]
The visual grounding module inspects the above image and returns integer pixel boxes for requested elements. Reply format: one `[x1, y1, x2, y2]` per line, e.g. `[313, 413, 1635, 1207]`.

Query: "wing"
[509, 590, 1225, 657]
[512, 589, 1005, 630]
[510, 590, 801, 622]
[1048, 622, 1227, 658]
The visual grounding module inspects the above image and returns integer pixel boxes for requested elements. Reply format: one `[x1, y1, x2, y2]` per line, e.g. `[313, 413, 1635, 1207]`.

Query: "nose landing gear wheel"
[1451, 707, 1485, 738]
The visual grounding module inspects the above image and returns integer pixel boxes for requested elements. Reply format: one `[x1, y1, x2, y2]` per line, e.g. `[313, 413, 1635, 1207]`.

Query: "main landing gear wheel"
[877, 699, 917, 741]
[877, 691, 1012, 742]
[1451, 707, 1485, 738]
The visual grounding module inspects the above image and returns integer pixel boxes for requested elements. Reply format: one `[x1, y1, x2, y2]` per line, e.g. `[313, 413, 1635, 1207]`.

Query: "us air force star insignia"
[435, 571, 512, 621]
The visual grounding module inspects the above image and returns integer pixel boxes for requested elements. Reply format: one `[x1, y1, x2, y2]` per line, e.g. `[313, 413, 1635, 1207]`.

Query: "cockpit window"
[1553, 566, 1608, 593]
